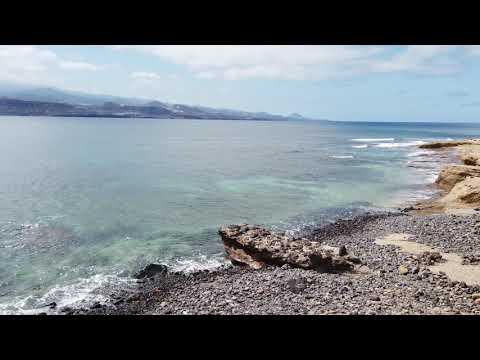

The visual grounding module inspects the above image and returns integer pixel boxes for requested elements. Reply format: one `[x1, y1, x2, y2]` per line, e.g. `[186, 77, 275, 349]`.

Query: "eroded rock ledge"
[219, 224, 361, 272]
[415, 139, 480, 213]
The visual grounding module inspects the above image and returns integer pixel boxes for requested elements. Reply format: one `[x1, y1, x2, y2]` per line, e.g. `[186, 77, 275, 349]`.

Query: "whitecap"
[351, 138, 394, 142]
[374, 140, 427, 148]
[330, 155, 354, 159]
[352, 144, 368, 149]
[407, 149, 434, 157]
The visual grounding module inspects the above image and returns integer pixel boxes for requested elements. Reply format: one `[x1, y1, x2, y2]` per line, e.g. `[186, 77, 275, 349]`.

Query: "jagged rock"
[218, 224, 360, 272]
[436, 165, 480, 191]
[134, 264, 168, 279]
[418, 140, 480, 149]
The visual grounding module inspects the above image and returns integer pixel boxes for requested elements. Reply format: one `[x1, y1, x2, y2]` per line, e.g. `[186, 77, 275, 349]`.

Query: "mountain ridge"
[0, 83, 324, 121]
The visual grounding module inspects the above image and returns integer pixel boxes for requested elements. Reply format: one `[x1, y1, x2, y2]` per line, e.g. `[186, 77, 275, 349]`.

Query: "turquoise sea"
[1, 116, 479, 313]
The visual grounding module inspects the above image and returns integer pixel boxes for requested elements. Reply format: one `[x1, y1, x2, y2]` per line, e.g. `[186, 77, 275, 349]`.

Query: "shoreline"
[68, 211, 480, 315]
[412, 139, 480, 215]
[59, 139, 480, 315]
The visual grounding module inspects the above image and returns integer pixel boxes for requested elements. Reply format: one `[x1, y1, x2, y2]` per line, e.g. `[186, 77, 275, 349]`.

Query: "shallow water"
[0, 116, 479, 313]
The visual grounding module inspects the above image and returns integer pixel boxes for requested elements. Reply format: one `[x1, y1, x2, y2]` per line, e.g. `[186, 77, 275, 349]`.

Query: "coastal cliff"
[415, 139, 480, 213]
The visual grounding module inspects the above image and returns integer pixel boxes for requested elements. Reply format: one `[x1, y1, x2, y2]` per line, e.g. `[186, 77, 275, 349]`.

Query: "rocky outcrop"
[415, 139, 480, 213]
[218, 224, 361, 272]
[418, 140, 480, 149]
[435, 165, 480, 191]
[438, 177, 480, 208]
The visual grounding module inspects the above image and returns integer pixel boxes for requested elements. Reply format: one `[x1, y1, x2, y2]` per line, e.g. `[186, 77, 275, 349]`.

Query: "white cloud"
[370, 45, 460, 74]
[114, 45, 474, 81]
[115, 45, 383, 80]
[0, 45, 101, 85]
[59, 60, 98, 71]
[130, 71, 162, 80]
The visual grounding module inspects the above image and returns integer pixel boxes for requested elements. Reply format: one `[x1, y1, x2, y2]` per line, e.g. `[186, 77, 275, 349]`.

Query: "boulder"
[218, 224, 360, 272]
[436, 165, 480, 191]
[134, 263, 168, 279]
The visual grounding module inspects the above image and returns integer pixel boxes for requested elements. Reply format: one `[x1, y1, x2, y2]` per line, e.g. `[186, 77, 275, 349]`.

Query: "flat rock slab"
[375, 233, 480, 286]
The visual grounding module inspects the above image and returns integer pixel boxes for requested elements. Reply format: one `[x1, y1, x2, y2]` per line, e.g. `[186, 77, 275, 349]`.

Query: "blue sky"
[2, 45, 480, 122]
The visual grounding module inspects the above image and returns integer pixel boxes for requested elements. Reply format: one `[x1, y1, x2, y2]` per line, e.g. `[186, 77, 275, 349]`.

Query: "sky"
[2, 45, 480, 122]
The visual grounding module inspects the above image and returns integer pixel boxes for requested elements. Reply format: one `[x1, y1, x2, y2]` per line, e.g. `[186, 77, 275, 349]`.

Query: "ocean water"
[1, 116, 479, 313]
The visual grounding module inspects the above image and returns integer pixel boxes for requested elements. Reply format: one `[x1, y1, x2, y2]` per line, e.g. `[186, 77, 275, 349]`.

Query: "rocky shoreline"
[413, 139, 480, 214]
[62, 139, 480, 315]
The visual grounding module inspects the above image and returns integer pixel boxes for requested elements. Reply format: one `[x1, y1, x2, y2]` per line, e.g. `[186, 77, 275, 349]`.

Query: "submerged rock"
[218, 224, 360, 272]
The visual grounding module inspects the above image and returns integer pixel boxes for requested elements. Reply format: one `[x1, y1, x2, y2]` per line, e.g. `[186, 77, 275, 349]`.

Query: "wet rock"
[134, 264, 168, 279]
[44, 301, 57, 309]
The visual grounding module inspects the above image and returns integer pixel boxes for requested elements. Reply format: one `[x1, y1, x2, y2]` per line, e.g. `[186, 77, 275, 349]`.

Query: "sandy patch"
[375, 233, 434, 254]
[375, 233, 480, 286]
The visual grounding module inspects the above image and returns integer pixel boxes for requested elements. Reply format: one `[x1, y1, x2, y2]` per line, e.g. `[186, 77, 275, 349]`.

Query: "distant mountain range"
[0, 83, 323, 121]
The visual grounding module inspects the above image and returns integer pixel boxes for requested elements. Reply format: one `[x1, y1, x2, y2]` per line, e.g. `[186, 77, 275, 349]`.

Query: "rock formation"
[415, 139, 480, 212]
[418, 139, 480, 149]
[218, 224, 361, 272]
[435, 165, 480, 191]
[437, 177, 480, 208]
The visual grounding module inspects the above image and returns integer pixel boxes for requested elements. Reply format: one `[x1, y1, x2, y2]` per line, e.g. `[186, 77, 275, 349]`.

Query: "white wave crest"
[330, 155, 354, 159]
[351, 138, 394, 142]
[374, 140, 427, 148]
[352, 144, 368, 149]
[407, 149, 435, 157]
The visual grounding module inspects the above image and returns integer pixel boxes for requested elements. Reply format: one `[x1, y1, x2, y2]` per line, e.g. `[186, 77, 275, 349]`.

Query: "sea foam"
[351, 138, 394, 142]
[330, 155, 354, 159]
[374, 140, 427, 148]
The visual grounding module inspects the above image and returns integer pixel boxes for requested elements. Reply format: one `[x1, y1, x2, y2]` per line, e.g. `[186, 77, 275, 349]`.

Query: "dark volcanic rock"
[218, 224, 360, 272]
[69, 212, 480, 315]
[134, 264, 168, 279]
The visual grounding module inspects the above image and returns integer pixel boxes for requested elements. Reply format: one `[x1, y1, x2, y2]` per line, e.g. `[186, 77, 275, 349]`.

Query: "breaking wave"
[351, 138, 394, 142]
[330, 155, 354, 159]
[374, 140, 427, 148]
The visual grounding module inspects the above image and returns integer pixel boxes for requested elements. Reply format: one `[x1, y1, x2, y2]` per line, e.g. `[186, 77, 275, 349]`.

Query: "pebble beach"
[60, 139, 480, 315]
